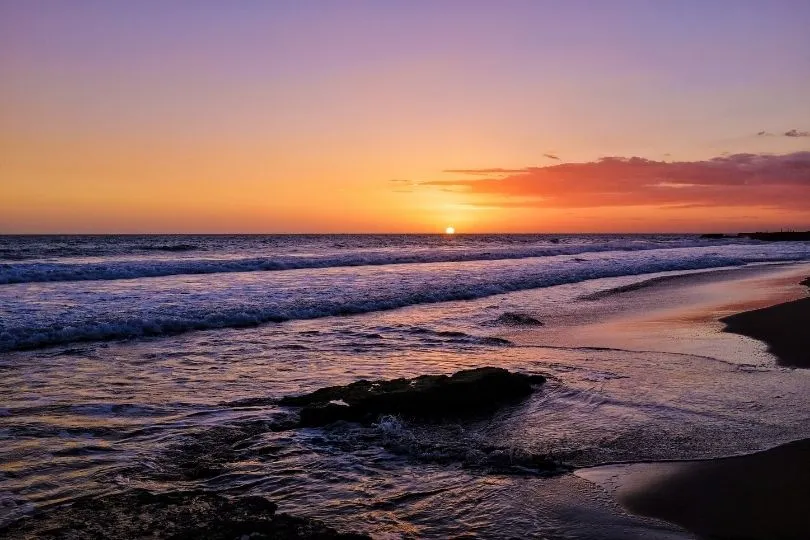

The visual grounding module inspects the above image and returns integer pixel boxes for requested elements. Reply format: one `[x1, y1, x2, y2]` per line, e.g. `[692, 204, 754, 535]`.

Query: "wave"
[136, 244, 198, 252]
[0, 238, 750, 284]
[1, 244, 808, 352]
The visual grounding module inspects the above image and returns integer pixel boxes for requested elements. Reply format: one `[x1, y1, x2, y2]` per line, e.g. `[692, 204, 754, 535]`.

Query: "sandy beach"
[721, 277, 810, 368]
[574, 269, 810, 539]
[580, 438, 810, 540]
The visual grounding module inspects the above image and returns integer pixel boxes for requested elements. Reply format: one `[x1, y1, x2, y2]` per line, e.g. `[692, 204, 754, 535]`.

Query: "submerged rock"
[280, 367, 546, 427]
[494, 312, 544, 326]
[1, 489, 369, 540]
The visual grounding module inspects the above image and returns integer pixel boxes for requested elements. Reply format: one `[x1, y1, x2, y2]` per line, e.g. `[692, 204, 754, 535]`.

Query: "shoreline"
[721, 277, 810, 367]
[578, 438, 810, 540]
[577, 262, 802, 301]
[508, 262, 810, 367]
[575, 273, 810, 539]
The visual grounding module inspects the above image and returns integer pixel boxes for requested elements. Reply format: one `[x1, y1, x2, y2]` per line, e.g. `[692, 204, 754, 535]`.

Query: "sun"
[445, 226, 455, 235]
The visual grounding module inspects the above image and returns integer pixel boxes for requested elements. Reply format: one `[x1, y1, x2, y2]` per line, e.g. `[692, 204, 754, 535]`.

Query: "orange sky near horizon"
[2, 2, 809, 234]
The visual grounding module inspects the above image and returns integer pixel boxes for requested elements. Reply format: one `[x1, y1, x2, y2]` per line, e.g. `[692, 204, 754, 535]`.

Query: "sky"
[1, 0, 809, 233]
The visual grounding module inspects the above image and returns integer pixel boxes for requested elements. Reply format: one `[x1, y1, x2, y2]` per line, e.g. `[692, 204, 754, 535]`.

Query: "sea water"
[2, 234, 809, 538]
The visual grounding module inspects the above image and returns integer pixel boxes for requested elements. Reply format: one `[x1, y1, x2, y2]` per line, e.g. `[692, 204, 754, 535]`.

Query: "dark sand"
[600, 439, 810, 540]
[721, 277, 810, 368]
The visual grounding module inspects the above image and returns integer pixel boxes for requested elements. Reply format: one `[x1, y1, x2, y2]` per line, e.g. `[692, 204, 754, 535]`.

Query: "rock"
[0, 489, 370, 540]
[280, 367, 546, 427]
[479, 336, 514, 346]
[493, 312, 544, 326]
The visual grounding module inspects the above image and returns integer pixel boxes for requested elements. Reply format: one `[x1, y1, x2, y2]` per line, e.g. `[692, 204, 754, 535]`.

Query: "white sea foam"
[0, 237, 750, 284]
[1, 243, 808, 351]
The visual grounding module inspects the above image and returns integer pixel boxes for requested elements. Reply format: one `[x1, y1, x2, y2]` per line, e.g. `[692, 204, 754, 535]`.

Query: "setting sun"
[1, 3, 810, 539]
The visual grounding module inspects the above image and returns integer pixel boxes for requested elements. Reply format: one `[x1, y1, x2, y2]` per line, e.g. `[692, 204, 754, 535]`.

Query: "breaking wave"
[1, 243, 808, 351]
[0, 238, 751, 284]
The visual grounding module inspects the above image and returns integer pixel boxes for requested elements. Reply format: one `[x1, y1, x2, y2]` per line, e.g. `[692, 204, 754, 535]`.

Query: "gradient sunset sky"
[2, 1, 809, 233]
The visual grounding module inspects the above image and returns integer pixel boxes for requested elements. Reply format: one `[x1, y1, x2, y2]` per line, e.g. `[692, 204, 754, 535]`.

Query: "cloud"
[543, 154, 561, 161]
[756, 129, 809, 137]
[422, 152, 810, 211]
[388, 179, 415, 192]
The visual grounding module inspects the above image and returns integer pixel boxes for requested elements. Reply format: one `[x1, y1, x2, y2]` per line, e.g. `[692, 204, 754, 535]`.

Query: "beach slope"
[609, 438, 810, 540]
[721, 278, 810, 367]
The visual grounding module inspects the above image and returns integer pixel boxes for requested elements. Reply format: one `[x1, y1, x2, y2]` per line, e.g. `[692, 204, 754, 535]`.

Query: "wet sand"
[573, 272, 810, 539]
[508, 262, 810, 367]
[721, 277, 810, 367]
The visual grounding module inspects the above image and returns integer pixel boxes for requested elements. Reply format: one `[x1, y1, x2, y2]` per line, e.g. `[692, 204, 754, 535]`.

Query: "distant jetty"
[701, 231, 810, 242]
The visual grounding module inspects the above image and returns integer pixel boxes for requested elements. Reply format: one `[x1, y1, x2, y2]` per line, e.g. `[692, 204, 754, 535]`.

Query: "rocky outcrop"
[0, 489, 369, 540]
[494, 312, 544, 326]
[280, 367, 546, 427]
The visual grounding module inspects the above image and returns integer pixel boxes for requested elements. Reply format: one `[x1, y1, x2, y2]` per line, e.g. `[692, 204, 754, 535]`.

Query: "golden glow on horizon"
[445, 226, 455, 235]
[2, 2, 810, 233]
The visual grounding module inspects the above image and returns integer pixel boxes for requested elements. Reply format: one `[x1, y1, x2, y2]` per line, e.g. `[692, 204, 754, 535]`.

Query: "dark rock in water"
[0, 489, 369, 540]
[479, 336, 514, 346]
[280, 367, 546, 427]
[494, 312, 544, 326]
[434, 330, 469, 338]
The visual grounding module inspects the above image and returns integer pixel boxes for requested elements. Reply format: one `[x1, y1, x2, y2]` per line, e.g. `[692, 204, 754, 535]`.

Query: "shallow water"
[2, 235, 810, 538]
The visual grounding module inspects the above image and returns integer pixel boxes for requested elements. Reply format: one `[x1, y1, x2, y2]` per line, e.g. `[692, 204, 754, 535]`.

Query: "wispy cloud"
[756, 129, 809, 137]
[388, 179, 414, 193]
[543, 153, 561, 161]
[422, 152, 810, 211]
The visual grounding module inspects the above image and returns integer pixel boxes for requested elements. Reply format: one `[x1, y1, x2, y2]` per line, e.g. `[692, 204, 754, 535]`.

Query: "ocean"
[2, 234, 810, 538]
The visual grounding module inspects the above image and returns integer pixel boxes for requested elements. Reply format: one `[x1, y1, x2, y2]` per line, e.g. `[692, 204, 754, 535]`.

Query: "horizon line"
[1, 230, 803, 236]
